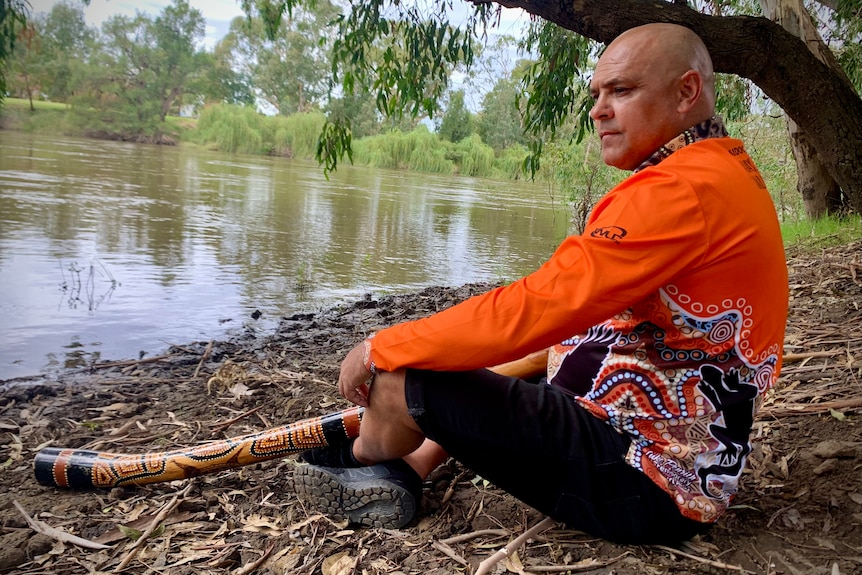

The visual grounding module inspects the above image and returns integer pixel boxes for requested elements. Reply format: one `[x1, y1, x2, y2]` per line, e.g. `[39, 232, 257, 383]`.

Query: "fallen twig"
[441, 470, 470, 505]
[440, 528, 510, 545]
[13, 500, 111, 550]
[232, 543, 275, 575]
[113, 482, 195, 572]
[431, 540, 469, 566]
[92, 354, 172, 370]
[653, 544, 756, 573]
[760, 396, 862, 417]
[783, 349, 843, 362]
[209, 405, 263, 435]
[193, 340, 214, 379]
[474, 516, 556, 575]
[527, 552, 629, 572]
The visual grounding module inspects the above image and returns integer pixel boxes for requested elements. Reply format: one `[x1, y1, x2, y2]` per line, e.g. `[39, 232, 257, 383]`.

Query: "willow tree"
[242, 0, 862, 216]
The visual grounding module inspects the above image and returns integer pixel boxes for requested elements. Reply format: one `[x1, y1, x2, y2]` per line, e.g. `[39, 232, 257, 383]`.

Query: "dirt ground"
[1, 239, 860, 575]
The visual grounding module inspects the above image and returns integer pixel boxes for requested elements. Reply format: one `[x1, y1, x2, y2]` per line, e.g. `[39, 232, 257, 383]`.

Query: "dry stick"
[652, 544, 755, 574]
[760, 396, 862, 417]
[92, 354, 173, 370]
[13, 500, 110, 550]
[439, 528, 510, 545]
[441, 470, 470, 505]
[232, 543, 275, 575]
[527, 552, 630, 573]
[782, 370, 860, 383]
[430, 541, 469, 566]
[193, 340, 214, 378]
[782, 365, 843, 376]
[209, 405, 263, 436]
[474, 516, 556, 575]
[783, 349, 843, 362]
[113, 482, 195, 573]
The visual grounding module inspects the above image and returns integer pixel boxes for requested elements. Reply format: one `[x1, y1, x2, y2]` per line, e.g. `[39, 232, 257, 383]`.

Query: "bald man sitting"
[293, 23, 789, 544]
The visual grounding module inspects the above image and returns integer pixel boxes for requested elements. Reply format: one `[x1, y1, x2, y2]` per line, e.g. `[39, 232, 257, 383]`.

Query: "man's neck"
[634, 116, 728, 173]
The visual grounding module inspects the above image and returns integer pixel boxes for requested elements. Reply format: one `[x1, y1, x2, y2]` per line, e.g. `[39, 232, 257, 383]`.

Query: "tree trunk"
[759, 0, 846, 217]
[23, 71, 34, 111]
[493, 0, 862, 215]
[787, 119, 844, 217]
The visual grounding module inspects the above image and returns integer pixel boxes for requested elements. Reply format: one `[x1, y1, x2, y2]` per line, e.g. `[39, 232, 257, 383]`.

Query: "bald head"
[589, 23, 718, 170]
[606, 24, 716, 120]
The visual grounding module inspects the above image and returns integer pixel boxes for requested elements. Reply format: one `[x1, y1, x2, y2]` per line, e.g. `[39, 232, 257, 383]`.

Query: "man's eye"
[614, 87, 631, 95]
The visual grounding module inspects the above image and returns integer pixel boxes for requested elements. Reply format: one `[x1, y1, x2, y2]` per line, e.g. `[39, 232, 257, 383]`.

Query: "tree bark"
[759, 0, 846, 217]
[489, 0, 862, 215]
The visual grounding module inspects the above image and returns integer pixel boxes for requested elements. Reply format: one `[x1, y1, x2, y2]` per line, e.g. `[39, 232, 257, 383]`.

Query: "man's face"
[588, 40, 684, 171]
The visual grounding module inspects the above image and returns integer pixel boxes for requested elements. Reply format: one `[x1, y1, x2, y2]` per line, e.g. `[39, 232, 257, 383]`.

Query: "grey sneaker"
[294, 459, 422, 529]
[300, 439, 362, 468]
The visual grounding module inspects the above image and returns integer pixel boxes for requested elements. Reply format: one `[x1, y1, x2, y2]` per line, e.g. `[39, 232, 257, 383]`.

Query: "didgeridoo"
[34, 349, 550, 490]
[34, 406, 364, 489]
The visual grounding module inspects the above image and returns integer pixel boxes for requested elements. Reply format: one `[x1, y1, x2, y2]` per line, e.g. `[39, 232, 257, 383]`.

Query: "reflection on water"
[0, 131, 571, 380]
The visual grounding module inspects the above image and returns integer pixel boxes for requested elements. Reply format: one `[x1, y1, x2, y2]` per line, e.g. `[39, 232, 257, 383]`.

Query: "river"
[0, 131, 571, 380]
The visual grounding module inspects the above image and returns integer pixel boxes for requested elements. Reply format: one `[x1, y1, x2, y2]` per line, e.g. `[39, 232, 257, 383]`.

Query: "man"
[294, 23, 789, 544]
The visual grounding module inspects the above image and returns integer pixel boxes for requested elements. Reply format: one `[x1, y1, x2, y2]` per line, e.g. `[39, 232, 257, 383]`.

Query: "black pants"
[404, 368, 710, 544]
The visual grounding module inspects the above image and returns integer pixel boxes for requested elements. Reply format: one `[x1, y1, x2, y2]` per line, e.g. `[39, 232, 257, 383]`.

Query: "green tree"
[6, 19, 39, 108]
[326, 90, 381, 139]
[150, 0, 206, 120]
[242, 0, 862, 216]
[195, 36, 255, 107]
[221, 2, 340, 115]
[39, 1, 93, 102]
[476, 76, 525, 151]
[437, 89, 473, 142]
[0, 0, 30, 107]
[74, 0, 204, 138]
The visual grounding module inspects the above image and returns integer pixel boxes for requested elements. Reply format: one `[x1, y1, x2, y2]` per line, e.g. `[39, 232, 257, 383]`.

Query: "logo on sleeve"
[590, 226, 627, 243]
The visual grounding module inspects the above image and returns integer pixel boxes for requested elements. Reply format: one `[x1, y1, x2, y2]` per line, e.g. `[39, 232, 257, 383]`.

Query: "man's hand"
[338, 342, 374, 407]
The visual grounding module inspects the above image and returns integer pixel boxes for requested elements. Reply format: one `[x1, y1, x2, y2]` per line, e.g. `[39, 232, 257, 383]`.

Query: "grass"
[1, 97, 194, 139]
[3, 97, 69, 111]
[1, 97, 73, 132]
[781, 213, 861, 249]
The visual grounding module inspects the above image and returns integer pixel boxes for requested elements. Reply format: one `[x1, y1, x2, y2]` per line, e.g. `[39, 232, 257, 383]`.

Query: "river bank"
[0, 240, 860, 574]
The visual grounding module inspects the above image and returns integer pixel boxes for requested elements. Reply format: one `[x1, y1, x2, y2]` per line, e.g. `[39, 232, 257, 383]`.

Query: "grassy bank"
[0, 98, 196, 142]
[0, 98, 76, 133]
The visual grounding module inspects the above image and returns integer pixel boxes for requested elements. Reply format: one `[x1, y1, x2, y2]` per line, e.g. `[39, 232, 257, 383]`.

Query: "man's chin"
[602, 152, 633, 171]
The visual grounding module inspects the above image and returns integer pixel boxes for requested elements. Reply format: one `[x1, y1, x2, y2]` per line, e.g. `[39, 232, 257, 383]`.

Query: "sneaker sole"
[294, 465, 417, 529]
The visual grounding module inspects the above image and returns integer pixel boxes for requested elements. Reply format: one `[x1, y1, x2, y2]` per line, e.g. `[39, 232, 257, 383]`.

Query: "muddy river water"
[0, 131, 571, 379]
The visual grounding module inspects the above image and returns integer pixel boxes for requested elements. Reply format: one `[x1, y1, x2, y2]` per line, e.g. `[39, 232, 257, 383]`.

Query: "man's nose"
[589, 95, 610, 120]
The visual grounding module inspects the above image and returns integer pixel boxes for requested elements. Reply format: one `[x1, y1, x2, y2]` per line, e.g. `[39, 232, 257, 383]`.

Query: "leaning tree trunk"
[493, 0, 862, 215]
[787, 118, 845, 217]
[759, 0, 846, 218]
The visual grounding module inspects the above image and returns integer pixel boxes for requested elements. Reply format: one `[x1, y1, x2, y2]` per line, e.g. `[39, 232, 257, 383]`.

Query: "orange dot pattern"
[35, 407, 365, 489]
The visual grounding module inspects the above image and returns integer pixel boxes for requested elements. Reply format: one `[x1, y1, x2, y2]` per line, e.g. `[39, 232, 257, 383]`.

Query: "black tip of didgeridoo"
[34, 447, 98, 490]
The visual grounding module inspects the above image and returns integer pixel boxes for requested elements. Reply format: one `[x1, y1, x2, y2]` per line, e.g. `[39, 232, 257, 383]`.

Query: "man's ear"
[677, 70, 703, 113]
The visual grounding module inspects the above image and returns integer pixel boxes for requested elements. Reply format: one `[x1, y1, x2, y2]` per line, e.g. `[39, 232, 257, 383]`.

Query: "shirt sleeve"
[368, 167, 711, 372]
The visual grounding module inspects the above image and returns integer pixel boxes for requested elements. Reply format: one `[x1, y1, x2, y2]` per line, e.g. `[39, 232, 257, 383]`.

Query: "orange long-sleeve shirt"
[366, 122, 789, 523]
